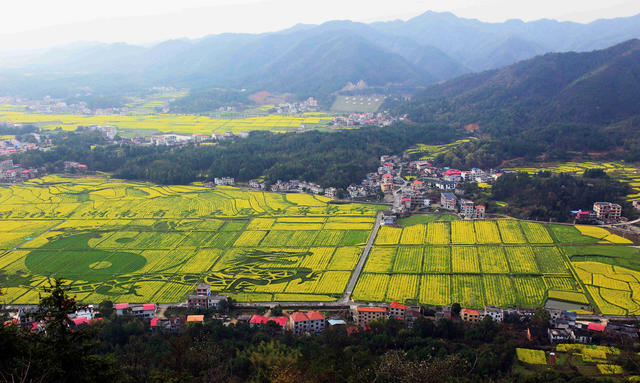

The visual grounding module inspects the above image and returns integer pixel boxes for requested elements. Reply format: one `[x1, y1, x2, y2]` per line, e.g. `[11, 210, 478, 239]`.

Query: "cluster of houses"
[330, 111, 399, 128]
[431, 305, 638, 343]
[352, 301, 422, 328]
[236, 310, 335, 335]
[251, 179, 337, 197]
[572, 202, 624, 224]
[149, 131, 249, 146]
[440, 192, 486, 219]
[0, 133, 43, 157]
[63, 161, 88, 173]
[0, 159, 40, 182]
[344, 155, 502, 211]
[274, 97, 319, 114]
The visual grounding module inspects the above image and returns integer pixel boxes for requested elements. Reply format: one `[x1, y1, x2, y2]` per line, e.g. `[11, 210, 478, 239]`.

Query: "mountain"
[2, 11, 640, 98]
[0, 22, 463, 98]
[372, 11, 640, 71]
[402, 39, 640, 160]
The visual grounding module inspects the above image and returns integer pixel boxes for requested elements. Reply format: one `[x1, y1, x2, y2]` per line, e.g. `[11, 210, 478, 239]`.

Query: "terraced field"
[0, 175, 383, 304]
[353, 218, 640, 315]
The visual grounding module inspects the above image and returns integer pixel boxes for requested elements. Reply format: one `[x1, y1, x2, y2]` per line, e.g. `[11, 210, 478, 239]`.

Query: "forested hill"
[401, 39, 640, 163]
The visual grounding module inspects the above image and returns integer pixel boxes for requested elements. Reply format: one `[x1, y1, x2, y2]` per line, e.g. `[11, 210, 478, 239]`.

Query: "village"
[5, 281, 639, 345]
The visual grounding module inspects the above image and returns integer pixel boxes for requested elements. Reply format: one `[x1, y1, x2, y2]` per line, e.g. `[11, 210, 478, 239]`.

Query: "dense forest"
[462, 171, 635, 222]
[0, 280, 624, 383]
[12, 123, 460, 187]
[401, 39, 640, 164]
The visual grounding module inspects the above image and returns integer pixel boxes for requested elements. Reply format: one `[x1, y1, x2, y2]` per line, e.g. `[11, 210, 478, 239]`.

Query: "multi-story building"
[475, 205, 486, 219]
[289, 312, 310, 335]
[440, 192, 458, 211]
[131, 303, 156, 319]
[460, 308, 481, 323]
[459, 199, 475, 217]
[483, 306, 503, 322]
[593, 202, 622, 222]
[354, 306, 388, 326]
[306, 311, 326, 333]
[389, 301, 407, 319]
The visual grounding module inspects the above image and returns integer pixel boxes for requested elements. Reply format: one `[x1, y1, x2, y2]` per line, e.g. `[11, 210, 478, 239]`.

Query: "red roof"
[249, 315, 267, 324]
[306, 311, 324, 321]
[269, 316, 288, 327]
[382, 174, 393, 178]
[150, 318, 159, 327]
[389, 301, 407, 310]
[476, 205, 485, 209]
[290, 312, 309, 322]
[187, 315, 204, 322]
[249, 315, 287, 327]
[357, 307, 387, 313]
[588, 322, 606, 332]
[142, 303, 156, 311]
[412, 180, 423, 185]
[72, 317, 88, 326]
[115, 303, 129, 310]
[462, 308, 480, 316]
[401, 198, 411, 202]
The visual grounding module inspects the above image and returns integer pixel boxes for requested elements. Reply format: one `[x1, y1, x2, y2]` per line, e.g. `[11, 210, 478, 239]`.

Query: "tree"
[451, 303, 461, 318]
[98, 300, 114, 317]
[530, 308, 551, 329]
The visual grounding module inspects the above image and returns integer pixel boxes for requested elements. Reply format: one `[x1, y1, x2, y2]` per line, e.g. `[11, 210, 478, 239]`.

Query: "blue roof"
[442, 192, 457, 199]
[328, 319, 346, 325]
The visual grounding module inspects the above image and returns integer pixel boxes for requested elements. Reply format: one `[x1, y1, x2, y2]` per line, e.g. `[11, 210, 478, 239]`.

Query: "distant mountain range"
[402, 39, 640, 159]
[1, 11, 639, 97]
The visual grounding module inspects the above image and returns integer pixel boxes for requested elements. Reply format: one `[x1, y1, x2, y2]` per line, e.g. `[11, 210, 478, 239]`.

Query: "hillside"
[2, 12, 640, 98]
[403, 39, 640, 160]
[372, 11, 640, 71]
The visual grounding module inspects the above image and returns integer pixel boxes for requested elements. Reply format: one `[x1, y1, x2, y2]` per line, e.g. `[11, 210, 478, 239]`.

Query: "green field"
[354, 219, 640, 315]
[0, 175, 383, 304]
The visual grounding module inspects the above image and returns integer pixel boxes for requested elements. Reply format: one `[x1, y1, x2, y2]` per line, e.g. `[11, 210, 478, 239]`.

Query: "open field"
[353, 218, 640, 314]
[0, 175, 383, 304]
[0, 106, 333, 136]
[330, 96, 384, 113]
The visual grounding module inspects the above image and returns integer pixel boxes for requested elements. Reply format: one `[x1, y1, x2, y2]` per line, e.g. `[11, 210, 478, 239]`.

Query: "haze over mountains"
[1, 10, 640, 98]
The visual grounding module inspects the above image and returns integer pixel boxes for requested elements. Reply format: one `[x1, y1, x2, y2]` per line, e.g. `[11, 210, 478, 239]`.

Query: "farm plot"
[520, 222, 554, 244]
[422, 246, 451, 273]
[484, 275, 517, 307]
[426, 222, 450, 244]
[452, 275, 485, 308]
[0, 175, 383, 304]
[451, 246, 480, 273]
[393, 247, 423, 273]
[363, 247, 395, 273]
[504, 246, 540, 274]
[353, 273, 390, 301]
[497, 220, 527, 244]
[419, 274, 450, 305]
[478, 247, 510, 273]
[474, 221, 501, 244]
[375, 226, 402, 245]
[400, 224, 427, 245]
[451, 221, 476, 245]
[386, 274, 419, 303]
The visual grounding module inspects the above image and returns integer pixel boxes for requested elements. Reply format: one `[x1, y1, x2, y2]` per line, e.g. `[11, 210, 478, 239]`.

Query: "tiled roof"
[187, 315, 204, 322]
[389, 301, 407, 310]
[115, 303, 129, 310]
[290, 312, 309, 322]
[306, 311, 324, 321]
[357, 307, 387, 313]
[462, 308, 480, 316]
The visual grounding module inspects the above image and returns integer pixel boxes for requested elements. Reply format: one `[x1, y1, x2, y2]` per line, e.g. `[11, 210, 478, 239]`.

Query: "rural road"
[339, 211, 383, 304]
[232, 211, 383, 309]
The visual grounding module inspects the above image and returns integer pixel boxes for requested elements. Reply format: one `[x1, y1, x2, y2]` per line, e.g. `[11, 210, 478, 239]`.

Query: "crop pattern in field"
[353, 218, 637, 313]
[0, 175, 384, 304]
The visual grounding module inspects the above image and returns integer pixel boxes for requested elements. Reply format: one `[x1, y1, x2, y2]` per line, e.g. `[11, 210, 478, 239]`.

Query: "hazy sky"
[1, 0, 640, 51]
